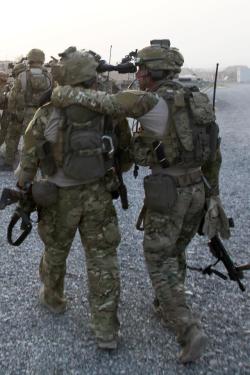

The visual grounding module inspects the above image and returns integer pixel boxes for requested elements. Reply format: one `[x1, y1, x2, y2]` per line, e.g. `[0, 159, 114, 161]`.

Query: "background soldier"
[50, 39, 229, 364]
[0, 71, 9, 148]
[8, 48, 52, 140]
[0, 63, 27, 171]
[16, 48, 155, 350]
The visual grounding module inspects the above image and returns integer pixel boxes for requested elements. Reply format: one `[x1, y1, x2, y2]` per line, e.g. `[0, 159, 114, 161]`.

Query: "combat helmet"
[52, 46, 98, 86]
[136, 39, 184, 75]
[27, 48, 45, 64]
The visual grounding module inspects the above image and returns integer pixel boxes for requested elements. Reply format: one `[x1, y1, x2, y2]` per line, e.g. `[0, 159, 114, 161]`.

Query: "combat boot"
[96, 332, 119, 350]
[39, 286, 67, 314]
[178, 325, 208, 364]
[152, 298, 175, 330]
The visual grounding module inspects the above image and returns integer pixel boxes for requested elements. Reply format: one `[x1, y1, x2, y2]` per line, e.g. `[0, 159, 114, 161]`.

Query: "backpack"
[21, 67, 52, 107]
[168, 87, 219, 167]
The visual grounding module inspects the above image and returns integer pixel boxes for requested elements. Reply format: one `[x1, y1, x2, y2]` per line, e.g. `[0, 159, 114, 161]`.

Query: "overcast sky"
[0, 0, 249, 69]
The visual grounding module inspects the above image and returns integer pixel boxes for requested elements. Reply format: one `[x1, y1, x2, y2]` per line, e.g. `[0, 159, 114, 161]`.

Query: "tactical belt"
[172, 170, 202, 187]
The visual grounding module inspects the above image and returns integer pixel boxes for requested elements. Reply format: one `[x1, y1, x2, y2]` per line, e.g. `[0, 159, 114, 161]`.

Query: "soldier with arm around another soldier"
[51, 40, 228, 363]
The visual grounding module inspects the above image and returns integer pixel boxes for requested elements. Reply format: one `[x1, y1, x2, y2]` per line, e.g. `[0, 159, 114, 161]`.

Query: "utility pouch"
[32, 180, 58, 207]
[36, 141, 57, 176]
[189, 92, 215, 125]
[144, 174, 177, 214]
[63, 126, 106, 181]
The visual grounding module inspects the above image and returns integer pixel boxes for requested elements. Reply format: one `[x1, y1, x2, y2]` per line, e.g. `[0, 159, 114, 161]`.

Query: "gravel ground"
[0, 83, 249, 375]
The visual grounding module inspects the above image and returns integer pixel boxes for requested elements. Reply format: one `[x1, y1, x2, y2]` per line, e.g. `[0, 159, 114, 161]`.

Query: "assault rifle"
[114, 158, 129, 210]
[0, 186, 34, 246]
[103, 116, 129, 210]
[189, 218, 250, 292]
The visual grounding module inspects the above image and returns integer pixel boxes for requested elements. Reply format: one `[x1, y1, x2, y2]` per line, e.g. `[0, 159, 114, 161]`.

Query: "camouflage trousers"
[0, 110, 22, 165]
[143, 181, 205, 343]
[38, 181, 121, 339]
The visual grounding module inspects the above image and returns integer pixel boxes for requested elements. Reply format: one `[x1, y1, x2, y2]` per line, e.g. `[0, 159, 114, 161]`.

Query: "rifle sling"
[7, 211, 32, 246]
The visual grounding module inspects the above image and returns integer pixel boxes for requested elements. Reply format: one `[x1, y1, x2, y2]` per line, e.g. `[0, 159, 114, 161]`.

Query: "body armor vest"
[133, 81, 219, 169]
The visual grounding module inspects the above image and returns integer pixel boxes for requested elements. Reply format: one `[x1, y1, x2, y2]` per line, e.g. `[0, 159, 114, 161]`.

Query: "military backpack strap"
[7, 209, 32, 246]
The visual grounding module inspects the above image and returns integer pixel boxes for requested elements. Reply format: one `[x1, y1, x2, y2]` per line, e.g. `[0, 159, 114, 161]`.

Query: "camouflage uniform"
[18, 48, 157, 349]
[0, 65, 28, 169]
[50, 40, 223, 363]
[0, 75, 9, 145]
[134, 41, 221, 363]
[4, 115, 23, 166]
[8, 49, 51, 134]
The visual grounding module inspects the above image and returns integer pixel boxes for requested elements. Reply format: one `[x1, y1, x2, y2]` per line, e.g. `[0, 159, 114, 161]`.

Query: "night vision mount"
[97, 49, 138, 74]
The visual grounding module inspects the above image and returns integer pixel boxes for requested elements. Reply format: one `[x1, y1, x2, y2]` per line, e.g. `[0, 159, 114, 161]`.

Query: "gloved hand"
[18, 199, 36, 214]
[202, 196, 230, 239]
[17, 182, 36, 215]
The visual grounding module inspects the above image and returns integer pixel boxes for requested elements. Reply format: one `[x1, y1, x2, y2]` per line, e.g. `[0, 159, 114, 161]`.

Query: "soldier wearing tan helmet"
[7, 49, 52, 167]
[0, 70, 14, 170]
[0, 71, 9, 145]
[49, 39, 229, 364]
[0, 63, 28, 171]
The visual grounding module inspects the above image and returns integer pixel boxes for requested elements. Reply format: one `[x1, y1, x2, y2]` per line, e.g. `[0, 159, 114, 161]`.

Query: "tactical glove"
[202, 196, 230, 239]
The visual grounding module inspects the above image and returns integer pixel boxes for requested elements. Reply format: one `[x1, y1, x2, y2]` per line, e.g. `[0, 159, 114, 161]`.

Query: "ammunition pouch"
[131, 133, 154, 167]
[32, 180, 58, 207]
[36, 141, 57, 176]
[189, 92, 216, 125]
[144, 174, 177, 214]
